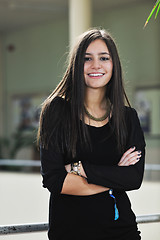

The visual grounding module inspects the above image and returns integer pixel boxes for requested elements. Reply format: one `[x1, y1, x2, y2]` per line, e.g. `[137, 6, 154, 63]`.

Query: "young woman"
[38, 28, 145, 240]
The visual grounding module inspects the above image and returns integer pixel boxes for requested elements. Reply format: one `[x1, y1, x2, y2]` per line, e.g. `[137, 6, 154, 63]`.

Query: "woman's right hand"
[118, 147, 141, 166]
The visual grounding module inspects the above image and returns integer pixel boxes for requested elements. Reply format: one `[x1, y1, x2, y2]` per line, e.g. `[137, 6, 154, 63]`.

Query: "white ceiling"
[0, 0, 149, 33]
[0, 0, 68, 32]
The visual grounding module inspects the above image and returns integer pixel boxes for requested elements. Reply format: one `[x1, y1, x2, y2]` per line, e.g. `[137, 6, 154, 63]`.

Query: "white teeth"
[89, 73, 104, 77]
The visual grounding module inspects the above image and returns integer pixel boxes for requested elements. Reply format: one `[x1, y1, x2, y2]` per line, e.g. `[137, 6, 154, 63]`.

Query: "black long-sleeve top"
[82, 107, 145, 192]
[40, 106, 145, 240]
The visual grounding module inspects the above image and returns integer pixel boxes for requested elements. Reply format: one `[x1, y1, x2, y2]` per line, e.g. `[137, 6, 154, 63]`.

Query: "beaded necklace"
[84, 99, 111, 122]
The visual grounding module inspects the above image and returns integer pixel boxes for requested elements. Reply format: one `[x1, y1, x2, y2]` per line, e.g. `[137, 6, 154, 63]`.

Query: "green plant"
[0, 137, 10, 159]
[144, 0, 160, 27]
[10, 128, 37, 159]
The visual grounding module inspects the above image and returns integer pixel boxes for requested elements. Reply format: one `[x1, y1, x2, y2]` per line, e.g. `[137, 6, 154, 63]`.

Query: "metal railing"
[0, 214, 160, 235]
[0, 222, 48, 235]
[0, 159, 41, 167]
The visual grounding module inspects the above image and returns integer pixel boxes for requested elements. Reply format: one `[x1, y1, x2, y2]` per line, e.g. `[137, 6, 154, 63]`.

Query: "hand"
[80, 163, 87, 178]
[118, 147, 141, 166]
[65, 164, 71, 172]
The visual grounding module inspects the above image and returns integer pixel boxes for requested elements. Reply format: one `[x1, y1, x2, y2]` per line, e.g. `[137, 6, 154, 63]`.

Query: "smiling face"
[84, 39, 113, 91]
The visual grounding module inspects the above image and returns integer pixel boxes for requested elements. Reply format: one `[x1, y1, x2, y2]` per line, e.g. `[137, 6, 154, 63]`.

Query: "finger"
[126, 155, 141, 166]
[65, 164, 71, 172]
[118, 150, 141, 166]
[119, 153, 141, 166]
[119, 158, 137, 166]
[128, 157, 141, 165]
[119, 146, 136, 164]
[125, 151, 141, 163]
[119, 149, 141, 165]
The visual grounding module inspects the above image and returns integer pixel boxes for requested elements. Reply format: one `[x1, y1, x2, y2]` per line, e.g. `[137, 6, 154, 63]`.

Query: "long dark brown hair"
[38, 28, 130, 157]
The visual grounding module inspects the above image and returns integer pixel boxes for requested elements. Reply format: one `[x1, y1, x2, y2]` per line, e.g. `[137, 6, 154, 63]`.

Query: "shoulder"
[49, 96, 68, 110]
[124, 106, 144, 136]
[43, 96, 69, 117]
[40, 97, 69, 146]
[40, 96, 70, 134]
[124, 106, 139, 120]
[124, 106, 137, 115]
[124, 106, 142, 130]
[124, 106, 146, 148]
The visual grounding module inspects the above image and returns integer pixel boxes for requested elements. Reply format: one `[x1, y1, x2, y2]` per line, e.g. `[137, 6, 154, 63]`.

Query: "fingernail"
[137, 158, 140, 161]
[138, 150, 141, 153]
[138, 154, 141, 156]
[131, 146, 135, 149]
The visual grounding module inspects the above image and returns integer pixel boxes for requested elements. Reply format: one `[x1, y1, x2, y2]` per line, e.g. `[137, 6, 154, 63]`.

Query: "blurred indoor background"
[0, 0, 160, 239]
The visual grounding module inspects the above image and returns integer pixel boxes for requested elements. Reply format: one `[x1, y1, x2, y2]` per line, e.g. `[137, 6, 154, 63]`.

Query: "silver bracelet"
[70, 161, 81, 176]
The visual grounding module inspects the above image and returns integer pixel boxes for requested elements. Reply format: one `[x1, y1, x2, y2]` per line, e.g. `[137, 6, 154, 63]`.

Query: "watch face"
[72, 162, 81, 175]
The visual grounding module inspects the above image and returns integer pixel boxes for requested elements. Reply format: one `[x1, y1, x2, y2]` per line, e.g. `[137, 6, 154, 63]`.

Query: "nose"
[91, 59, 101, 69]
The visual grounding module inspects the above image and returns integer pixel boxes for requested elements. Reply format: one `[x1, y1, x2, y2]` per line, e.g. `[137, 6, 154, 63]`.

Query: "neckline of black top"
[81, 117, 112, 129]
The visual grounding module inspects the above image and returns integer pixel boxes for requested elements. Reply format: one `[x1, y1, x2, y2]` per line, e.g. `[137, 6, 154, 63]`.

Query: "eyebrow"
[85, 52, 110, 56]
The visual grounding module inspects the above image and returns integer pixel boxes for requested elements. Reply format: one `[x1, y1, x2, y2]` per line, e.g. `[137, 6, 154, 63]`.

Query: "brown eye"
[100, 57, 110, 61]
[84, 57, 92, 62]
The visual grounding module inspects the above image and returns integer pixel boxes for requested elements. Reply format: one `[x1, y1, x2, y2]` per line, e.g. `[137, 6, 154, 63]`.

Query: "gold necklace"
[84, 99, 111, 122]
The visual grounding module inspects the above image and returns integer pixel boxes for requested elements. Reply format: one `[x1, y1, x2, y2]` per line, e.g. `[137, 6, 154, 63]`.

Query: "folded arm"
[61, 173, 109, 195]
[82, 149, 145, 192]
[40, 143, 109, 196]
[65, 146, 144, 192]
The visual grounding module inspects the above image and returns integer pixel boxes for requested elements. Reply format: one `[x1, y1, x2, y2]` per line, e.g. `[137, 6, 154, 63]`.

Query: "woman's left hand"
[118, 147, 141, 166]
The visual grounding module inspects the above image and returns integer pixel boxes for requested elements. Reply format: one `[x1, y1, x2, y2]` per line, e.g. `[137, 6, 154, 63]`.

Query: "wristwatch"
[70, 161, 81, 176]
